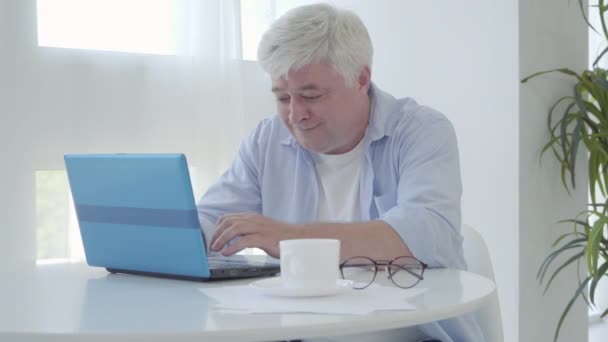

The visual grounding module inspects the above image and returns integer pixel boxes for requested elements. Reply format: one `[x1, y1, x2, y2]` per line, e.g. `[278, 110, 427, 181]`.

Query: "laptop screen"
[65, 153, 211, 278]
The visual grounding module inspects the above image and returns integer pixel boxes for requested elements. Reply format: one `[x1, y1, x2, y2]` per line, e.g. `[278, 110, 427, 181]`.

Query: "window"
[36, 0, 180, 55]
[35, 170, 84, 264]
[239, 0, 312, 61]
[240, 0, 275, 61]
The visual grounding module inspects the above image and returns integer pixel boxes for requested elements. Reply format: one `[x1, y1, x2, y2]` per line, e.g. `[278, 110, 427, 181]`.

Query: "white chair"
[462, 224, 504, 342]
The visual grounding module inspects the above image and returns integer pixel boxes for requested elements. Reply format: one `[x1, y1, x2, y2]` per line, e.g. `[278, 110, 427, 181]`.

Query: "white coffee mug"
[279, 239, 341, 290]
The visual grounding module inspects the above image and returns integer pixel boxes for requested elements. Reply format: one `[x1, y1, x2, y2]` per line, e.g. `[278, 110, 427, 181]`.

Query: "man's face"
[272, 62, 370, 154]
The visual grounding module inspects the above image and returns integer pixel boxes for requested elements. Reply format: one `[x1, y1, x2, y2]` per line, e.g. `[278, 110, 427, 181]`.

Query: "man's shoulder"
[384, 97, 452, 138]
[371, 85, 452, 139]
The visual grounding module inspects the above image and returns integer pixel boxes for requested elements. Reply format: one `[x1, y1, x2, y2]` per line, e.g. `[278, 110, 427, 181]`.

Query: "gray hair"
[257, 3, 373, 86]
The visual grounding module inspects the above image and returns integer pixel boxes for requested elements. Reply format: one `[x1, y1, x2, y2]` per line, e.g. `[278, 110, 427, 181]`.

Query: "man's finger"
[221, 235, 262, 256]
[213, 213, 256, 243]
[210, 218, 231, 248]
[211, 213, 251, 246]
[211, 220, 259, 252]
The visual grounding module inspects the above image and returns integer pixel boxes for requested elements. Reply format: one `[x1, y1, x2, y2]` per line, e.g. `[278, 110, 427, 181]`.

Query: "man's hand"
[209, 213, 300, 257]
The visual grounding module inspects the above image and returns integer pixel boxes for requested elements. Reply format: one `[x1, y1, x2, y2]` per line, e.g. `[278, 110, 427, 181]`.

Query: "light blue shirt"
[197, 84, 484, 342]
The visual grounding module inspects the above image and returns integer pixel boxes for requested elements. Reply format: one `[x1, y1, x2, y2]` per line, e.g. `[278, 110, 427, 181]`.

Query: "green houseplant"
[521, 1, 608, 340]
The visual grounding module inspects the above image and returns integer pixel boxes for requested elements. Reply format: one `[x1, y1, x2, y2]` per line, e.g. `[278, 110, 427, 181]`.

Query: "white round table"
[1, 263, 495, 341]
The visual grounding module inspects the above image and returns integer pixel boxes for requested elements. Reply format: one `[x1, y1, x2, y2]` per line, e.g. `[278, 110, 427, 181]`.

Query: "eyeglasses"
[339, 256, 428, 289]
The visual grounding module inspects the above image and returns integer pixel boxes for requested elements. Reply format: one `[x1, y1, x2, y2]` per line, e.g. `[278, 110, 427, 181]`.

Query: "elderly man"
[197, 3, 483, 342]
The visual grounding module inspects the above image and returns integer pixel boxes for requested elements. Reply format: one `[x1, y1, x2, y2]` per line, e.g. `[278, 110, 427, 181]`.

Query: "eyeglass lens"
[389, 256, 424, 288]
[340, 257, 377, 289]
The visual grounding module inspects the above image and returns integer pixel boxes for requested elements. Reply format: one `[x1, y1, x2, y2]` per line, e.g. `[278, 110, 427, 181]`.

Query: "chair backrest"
[462, 224, 504, 342]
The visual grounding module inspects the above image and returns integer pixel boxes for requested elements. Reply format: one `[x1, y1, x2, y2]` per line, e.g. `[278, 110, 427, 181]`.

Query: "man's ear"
[357, 65, 371, 94]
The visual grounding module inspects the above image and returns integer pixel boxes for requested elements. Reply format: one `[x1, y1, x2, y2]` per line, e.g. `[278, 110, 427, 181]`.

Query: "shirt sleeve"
[379, 118, 465, 269]
[196, 123, 263, 249]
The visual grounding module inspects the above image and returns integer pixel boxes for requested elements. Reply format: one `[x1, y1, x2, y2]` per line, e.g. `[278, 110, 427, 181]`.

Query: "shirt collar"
[365, 82, 394, 143]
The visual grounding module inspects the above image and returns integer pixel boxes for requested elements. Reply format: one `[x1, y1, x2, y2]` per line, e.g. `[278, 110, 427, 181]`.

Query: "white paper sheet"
[199, 283, 425, 315]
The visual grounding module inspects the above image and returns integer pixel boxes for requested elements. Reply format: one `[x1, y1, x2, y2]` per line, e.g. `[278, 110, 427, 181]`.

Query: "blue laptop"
[64, 153, 279, 281]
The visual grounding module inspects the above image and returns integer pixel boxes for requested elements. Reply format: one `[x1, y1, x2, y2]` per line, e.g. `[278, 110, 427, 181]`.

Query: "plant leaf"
[579, 0, 600, 36]
[521, 68, 583, 84]
[590, 261, 608, 305]
[601, 307, 608, 318]
[551, 230, 587, 247]
[593, 46, 608, 67]
[552, 276, 591, 342]
[543, 251, 585, 294]
[586, 219, 605, 276]
[559, 103, 577, 190]
[538, 237, 587, 280]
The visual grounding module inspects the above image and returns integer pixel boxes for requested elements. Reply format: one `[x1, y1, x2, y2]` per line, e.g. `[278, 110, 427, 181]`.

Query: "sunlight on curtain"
[28, 0, 270, 263]
[240, 0, 274, 61]
[37, 0, 179, 55]
[14, 0, 329, 266]
[239, 0, 321, 61]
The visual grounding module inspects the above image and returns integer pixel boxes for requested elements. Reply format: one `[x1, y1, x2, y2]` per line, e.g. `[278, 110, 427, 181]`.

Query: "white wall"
[378, 3, 519, 340]
[360, 2, 521, 341]
[519, 1, 589, 341]
[1, 0, 38, 266]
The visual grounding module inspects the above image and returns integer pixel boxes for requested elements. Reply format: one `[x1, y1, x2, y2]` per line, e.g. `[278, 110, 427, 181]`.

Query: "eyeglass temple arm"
[389, 265, 424, 280]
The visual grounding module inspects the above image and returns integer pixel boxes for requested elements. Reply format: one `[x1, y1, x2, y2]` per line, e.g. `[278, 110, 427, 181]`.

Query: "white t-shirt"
[312, 139, 364, 222]
[308, 140, 429, 342]
[310, 140, 429, 342]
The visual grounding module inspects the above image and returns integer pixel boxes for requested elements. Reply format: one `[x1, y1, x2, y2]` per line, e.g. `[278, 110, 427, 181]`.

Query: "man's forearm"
[293, 220, 413, 262]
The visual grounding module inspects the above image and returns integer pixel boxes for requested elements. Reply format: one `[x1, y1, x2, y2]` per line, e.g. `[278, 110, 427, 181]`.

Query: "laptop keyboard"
[208, 259, 270, 269]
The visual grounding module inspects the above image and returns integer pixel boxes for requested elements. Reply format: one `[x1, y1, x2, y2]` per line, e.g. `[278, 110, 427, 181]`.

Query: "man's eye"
[302, 95, 322, 101]
[277, 97, 290, 103]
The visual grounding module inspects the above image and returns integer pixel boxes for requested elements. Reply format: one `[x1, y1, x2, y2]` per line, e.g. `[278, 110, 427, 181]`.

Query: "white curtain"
[0, 0, 277, 266]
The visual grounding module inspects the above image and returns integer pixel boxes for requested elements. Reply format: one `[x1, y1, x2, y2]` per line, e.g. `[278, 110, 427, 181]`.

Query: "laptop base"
[106, 266, 280, 281]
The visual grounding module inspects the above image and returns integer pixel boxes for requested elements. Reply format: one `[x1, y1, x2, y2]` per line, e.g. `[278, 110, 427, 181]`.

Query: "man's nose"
[289, 98, 309, 122]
